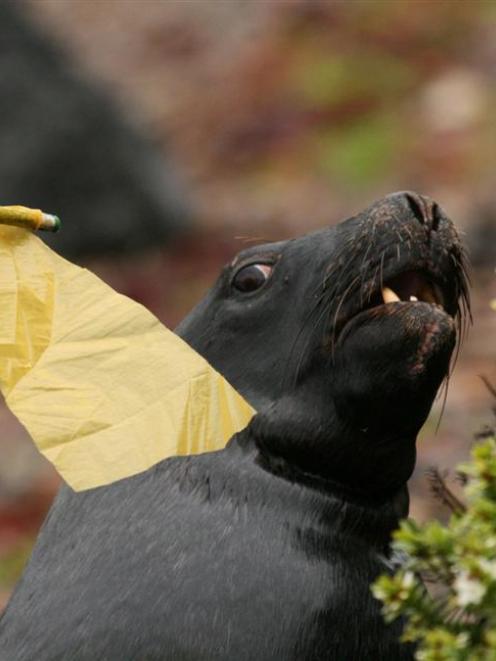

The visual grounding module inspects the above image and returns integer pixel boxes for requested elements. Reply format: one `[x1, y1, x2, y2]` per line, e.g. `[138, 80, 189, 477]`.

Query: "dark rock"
[0, 2, 189, 257]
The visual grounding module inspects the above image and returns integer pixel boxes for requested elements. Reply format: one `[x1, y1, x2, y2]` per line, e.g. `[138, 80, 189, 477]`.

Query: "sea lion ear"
[0, 208, 255, 492]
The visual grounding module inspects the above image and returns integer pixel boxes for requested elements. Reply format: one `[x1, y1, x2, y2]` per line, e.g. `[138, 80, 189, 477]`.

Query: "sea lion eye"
[232, 263, 273, 293]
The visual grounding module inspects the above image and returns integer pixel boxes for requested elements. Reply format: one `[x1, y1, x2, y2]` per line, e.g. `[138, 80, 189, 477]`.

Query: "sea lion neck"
[248, 394, 417, 501]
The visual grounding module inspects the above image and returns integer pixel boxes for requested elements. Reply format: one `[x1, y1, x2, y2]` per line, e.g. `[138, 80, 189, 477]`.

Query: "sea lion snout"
[322, 193, 466, 440]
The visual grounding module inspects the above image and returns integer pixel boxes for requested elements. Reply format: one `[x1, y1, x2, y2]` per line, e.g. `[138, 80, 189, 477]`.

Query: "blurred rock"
[467, 205, 496, 268]
[0, 1, 189, 257]
[420, 69, 487, 133]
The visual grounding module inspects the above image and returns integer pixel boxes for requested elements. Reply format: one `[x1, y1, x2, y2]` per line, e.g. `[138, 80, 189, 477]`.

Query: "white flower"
[455, 633, 470, 650]
[401, 571, 415, 588]
[479, 558, 496, 580]
[454, 570, 486, 606]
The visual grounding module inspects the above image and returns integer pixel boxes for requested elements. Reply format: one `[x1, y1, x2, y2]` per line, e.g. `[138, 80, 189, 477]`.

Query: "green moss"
[316, 112, 399, 186]
[292, 50, 417, 108]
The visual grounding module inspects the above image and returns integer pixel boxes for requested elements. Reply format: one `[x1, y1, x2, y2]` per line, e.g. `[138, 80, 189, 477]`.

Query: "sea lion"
[0, 192, 469, 660]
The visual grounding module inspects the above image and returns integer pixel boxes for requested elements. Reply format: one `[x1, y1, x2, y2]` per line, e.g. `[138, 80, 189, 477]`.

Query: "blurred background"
[0, 0, 495, 608]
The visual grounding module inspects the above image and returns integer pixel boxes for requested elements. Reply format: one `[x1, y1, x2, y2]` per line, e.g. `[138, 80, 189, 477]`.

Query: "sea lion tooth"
[409, 295, 418, 302]
[382, 286, 400, 303]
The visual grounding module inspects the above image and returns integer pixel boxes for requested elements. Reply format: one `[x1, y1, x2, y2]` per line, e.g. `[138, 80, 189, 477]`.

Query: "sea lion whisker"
[359, 239, 373, 272]
[369, 262, 382, 304]
[290, 285, 345, 385]
[451, 249, 471, 346]
[435, 373, 450, 433]
[325, 243, 355, 289]
[359, 263, 367, 309]
[379, 250, 386, 292]
[234, 236, 269, 244]
[323, 243, 353, 291]
[285, 294, 329, 387]
[292, 304, 333, 385]
[449, 258, 470, 373]
[330, 275, 361, 355]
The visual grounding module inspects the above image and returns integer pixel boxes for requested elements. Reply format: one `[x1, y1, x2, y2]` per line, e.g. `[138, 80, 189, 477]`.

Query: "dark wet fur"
[0, 192, 469, 660]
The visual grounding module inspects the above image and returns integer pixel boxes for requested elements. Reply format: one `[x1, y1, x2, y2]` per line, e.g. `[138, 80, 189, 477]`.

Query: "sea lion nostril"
[431, 202, 442, 231]
[404, 192, 442, 231]
[404, 192, 428, 225]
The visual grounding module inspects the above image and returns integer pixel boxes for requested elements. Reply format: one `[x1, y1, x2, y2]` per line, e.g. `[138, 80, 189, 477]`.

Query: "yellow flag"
[0, 224, 255, 491]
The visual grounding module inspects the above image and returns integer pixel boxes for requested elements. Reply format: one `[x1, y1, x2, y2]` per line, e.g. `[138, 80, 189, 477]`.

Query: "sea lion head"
[177, 191, 470, 498]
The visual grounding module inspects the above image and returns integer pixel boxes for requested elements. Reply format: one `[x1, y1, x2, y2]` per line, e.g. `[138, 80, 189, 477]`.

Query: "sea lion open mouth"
[334, 269, 454, 348]
[323, 192, 469, 353]
[380, 271, 446, 307]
